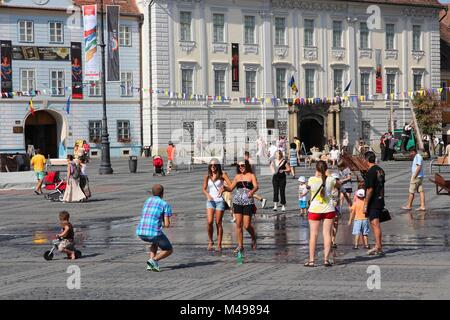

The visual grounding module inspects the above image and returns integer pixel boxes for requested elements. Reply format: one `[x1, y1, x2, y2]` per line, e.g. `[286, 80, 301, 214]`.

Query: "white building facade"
[0, 0, 143, 158]
[141, 0, 442, 159]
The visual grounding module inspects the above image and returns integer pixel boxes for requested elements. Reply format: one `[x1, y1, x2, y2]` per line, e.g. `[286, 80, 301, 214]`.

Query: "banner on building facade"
[83, 5, 100, 81]
[232, 43, 239, 92]
[107, 5, 120, 82]
[12, 46, 70, 61]
[1, 40, 13, 98]
[71, 42, 83, 99]
[375, 49, 382, 94]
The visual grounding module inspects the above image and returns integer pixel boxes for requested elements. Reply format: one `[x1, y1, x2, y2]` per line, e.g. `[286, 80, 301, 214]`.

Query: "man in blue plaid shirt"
[136, 184, 173, 272]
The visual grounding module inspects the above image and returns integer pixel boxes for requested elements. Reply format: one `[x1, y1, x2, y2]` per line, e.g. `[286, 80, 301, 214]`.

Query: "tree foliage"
[413, 93, 442, 137]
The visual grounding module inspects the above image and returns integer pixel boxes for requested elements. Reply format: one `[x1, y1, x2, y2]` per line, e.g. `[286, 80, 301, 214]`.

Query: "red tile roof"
[73, 0, 140, 16]
[440, 5, 450, 45]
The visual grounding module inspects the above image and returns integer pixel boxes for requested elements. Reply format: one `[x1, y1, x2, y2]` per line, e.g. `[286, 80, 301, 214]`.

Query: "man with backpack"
[363, 151, 386, 256]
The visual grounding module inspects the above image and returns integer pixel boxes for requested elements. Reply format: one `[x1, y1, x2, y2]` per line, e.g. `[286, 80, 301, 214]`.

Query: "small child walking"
[348, 189, 370, 250]
[298, 176, 309, 215]
[56, 211, 76, 260]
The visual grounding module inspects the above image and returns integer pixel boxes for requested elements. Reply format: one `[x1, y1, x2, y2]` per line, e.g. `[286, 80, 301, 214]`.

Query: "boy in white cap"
[348, 189, 370, 250]
[298, 176, 309, 215]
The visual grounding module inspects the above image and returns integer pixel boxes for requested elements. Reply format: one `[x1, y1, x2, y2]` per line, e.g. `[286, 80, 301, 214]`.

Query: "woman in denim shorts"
[202, 159, 232, 252]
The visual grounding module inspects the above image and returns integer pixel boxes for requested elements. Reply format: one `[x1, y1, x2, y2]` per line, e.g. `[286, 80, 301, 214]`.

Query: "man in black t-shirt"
[364, 151, 385, 256]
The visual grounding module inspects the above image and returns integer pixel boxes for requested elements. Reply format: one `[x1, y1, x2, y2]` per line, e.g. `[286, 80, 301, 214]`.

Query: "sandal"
[233, 246, 244, 253]
[332, 243, 338, 249]
[207, 242, 214, 251]
[323, 260, 333, 267]
[304, 261, 316, 267]
[353, 246, 359, 250]
[364, 245, 370, 249]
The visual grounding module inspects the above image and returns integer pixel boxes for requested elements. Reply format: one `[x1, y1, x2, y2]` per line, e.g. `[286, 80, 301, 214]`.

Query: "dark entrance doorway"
[299, 118, 324, 152]
[25, 111, 58, 158]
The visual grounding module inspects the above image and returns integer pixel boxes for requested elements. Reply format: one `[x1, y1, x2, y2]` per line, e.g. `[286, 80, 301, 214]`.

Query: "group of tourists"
[135, 147, 390, 271]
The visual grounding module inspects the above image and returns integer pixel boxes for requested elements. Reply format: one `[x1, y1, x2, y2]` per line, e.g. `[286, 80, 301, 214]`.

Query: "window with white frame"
[88, 80, 102, 97]
[386, 73, 396, 94]
[362, 121, 371, 141]
[333, 69, 343, 94]
[275, 17, 286, 45]
[244, 16, 256, 44]
[386, 24, 395, 50]
[182, 121, 195, 144]
[246, 120, 258, 143]
[117, 120, 131, 142]
[120, 72, 133, 97]
[360, 72, 370, 96]
[246, 70, 257, 98]
[50, 70, 65, 96]
[278, 121, 287, 138]
[304, 19, 314, 47]
[305, 69, 315, 98]
[49, 22, 63, 43]
[180, 11, 192, 41]
[20, 69, 35, 92]
[213, 14, 225, 43]
[413, 74, 423, 91]
[276, 68, 286, 98]
[215, 120, 227, 143]
[88, 120, 102, 143]
[182, 68, 193, 95]
[214, 70, 226, 96]
[412, 25, 422, 51]
[119, 25, 132, 46]
[18, 21, 33, 42]
[360, 22, 369, 49]
[332, 21, 343, 48]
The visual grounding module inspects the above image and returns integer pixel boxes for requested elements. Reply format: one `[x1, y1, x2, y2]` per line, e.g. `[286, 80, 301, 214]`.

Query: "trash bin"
[129, 156, 138, 173]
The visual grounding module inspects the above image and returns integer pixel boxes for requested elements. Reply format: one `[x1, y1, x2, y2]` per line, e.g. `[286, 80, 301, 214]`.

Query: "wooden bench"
[430, 156, 449, 174]
[429, 173, 450, 195]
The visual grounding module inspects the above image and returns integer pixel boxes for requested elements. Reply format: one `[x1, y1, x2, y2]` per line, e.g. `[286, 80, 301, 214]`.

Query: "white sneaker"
[273, 203, 278, 211]
[281, 205, 286, 212]
[261, 199, 267, 209]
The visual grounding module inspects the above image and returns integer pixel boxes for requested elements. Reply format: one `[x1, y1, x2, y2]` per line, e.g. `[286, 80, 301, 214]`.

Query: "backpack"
[72, 163, 81, 180]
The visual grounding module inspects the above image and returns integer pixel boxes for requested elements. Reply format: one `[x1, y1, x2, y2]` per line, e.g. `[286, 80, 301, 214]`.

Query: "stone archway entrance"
[25, 111, 58, 158]
[299, 118, 324, 151]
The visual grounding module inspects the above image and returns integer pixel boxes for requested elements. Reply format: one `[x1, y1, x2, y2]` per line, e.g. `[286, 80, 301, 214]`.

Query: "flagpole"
[98, 0, 113, 174]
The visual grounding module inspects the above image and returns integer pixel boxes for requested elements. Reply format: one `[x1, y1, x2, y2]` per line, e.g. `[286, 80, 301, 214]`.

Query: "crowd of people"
[135, 144, 391, 271]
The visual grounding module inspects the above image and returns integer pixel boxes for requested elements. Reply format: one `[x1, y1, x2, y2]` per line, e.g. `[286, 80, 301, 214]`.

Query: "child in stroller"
[44, 171, 67, 202]
[153, 155, 165, 176]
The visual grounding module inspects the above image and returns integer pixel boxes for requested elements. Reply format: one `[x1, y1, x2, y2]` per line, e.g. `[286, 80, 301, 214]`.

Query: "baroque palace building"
[142, 0, 443, 159]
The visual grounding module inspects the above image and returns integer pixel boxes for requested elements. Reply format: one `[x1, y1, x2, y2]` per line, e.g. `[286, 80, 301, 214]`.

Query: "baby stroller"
[44, 171, 67, 202]
[153, 156, 165, 176]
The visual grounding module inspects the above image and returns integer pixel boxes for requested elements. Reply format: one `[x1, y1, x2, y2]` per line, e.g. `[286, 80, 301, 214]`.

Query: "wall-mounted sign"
[231, 43, 239, 91]
[1, 40, 13, 98]
[12, 46, 70, 61]
[13, 126, 23, 134]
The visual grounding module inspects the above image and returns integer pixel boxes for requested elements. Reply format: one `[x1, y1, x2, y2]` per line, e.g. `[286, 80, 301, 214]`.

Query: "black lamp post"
[98, 0, 113, 174]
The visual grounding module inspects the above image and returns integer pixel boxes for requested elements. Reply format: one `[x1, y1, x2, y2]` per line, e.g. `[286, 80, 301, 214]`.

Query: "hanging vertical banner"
[232, 43, 239, 91]
[71, 42, 83, 99]
[107, 5, 120, 82]
[82, 5, 100, 81]
[1, 40, 13, 98]
[375, 49, 382, 94]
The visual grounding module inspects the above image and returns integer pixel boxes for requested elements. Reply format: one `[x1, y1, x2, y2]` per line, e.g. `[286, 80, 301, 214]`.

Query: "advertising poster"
[107, 5, 120, 82]
[83, 5, 100, 81]
[1, 40, 13, 98]
[232, 43, 239, 92]
[71, 42, 83, 99]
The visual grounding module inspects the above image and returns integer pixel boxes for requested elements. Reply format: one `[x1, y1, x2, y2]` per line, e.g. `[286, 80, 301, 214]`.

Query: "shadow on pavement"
[339, 247, 418, 265]
[164, 261, 220, 270]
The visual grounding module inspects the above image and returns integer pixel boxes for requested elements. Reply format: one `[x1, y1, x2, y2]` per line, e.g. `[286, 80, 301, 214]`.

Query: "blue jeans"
[139, 233, 173, 251]
[206, 200, 226, 211]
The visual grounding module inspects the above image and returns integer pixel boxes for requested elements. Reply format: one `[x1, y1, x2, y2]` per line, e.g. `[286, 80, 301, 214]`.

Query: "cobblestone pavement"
[0, 159, 449, 300]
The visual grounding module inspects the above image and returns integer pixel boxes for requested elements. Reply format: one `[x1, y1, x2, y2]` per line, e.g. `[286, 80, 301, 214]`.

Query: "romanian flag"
[29, 98, 35, 116]
[288, 76, 298, 94]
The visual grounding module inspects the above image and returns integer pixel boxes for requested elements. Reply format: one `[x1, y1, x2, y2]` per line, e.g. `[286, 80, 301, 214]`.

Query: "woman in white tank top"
[202, 158, 232, 252]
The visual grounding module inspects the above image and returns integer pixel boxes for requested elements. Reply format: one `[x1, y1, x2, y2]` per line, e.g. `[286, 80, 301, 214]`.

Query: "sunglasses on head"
[238, 164, 246, 168]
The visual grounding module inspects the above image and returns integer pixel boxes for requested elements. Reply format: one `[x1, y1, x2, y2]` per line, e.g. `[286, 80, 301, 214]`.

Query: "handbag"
[379, 208, 391, 223]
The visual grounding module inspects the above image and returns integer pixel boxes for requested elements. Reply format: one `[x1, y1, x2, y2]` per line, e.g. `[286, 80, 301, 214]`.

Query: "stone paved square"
[0, 159, 449, 300]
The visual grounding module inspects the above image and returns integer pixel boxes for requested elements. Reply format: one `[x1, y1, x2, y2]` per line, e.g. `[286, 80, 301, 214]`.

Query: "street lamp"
[98, 0, 113, 174]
